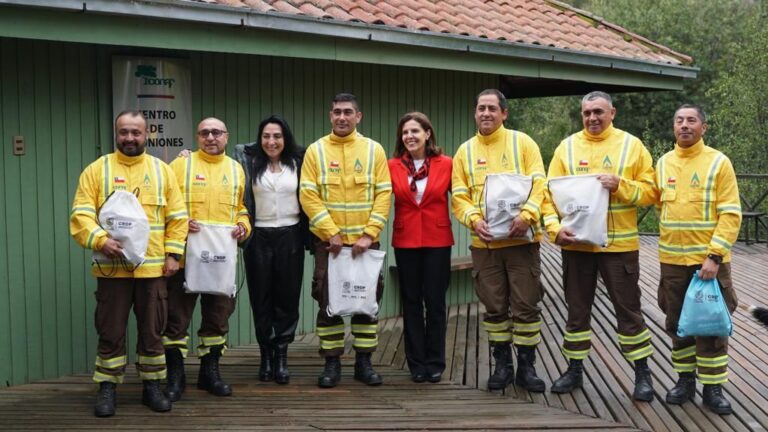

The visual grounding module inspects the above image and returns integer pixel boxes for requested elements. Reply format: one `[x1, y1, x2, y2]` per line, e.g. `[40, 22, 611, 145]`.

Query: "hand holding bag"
[677, 271, 733, 337]
[327, 247, 386, 317]
[184, 223, 238, 297]
[482, 173, 533, 241]
[547, 174, 609, 247]
[93, 189, 150, 269]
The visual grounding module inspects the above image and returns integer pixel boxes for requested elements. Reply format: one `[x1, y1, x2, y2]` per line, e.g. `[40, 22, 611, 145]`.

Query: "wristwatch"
[166, 253, 182, 261]
[706, 254, 723, 265]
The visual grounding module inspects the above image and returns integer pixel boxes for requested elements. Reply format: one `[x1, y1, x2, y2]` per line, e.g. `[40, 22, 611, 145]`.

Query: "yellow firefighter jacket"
[451, 126, 546, 249]
[300, 130, 392, 244]
[70, 151, 188, 278]
[543, 124, 656, 253]
[170, 150, 251, 268]
[655, 139, 742, 265]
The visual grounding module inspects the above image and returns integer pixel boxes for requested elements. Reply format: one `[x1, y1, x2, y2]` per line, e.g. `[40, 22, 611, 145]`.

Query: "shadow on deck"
[1, 238, 766, 431]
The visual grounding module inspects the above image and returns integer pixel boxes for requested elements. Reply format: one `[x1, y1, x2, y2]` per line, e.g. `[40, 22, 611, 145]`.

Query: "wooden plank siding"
[0, 36, 491, 386]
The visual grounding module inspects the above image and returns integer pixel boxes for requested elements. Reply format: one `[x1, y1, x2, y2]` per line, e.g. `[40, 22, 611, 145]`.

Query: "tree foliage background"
[506, 0, 767, 175]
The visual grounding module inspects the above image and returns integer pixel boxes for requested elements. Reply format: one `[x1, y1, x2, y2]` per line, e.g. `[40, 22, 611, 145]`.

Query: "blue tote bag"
[677, 272, 733, 337]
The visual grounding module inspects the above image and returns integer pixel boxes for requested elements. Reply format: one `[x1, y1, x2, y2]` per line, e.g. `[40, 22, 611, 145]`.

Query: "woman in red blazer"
[388, 112, 454, 383]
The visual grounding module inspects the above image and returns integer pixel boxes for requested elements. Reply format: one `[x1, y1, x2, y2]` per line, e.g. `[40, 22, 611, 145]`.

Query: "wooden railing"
[736, 174, 768, 244]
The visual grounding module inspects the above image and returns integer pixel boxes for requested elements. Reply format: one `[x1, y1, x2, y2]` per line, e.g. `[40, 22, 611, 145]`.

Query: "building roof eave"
[0, 0, 698, 83]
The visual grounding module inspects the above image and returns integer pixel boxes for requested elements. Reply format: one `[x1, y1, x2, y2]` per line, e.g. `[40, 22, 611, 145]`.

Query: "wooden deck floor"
[436, 237, 768, 432]
[1, 238, 766, 431]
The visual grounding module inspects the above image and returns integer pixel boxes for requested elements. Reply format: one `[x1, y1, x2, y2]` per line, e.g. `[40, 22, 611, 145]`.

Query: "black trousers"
[244, 224, 305, 347]
[394, 247, 451, 375]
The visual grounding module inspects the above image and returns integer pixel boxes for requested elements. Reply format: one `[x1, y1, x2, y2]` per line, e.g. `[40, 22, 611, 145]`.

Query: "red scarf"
[401, 154, 430, 192]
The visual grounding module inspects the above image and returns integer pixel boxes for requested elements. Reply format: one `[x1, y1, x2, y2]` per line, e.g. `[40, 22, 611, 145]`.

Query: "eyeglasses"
[197, 129, 228, 138]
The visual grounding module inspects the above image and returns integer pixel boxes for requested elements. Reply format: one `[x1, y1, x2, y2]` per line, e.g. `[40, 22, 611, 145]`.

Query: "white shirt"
[252, 162, 300, 227]
[408, 158, 428, 204]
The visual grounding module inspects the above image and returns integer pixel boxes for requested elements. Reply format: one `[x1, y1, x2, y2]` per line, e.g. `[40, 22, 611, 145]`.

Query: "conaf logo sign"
[135, 65, 176, 88]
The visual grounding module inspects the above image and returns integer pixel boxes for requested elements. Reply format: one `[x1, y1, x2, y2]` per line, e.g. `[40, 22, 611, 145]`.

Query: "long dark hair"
[393, 112, 442, 158]
[252, 115, 300, 181]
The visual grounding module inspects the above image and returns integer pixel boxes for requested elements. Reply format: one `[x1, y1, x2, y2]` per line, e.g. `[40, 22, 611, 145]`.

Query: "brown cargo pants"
[471, 243, 544, 347]
[162, 271, 236, 358]
[93, 277, 167, 383]
[311, 239, 383, 357]
[658, 262, 737, 384]
[560, 250, 653, 362]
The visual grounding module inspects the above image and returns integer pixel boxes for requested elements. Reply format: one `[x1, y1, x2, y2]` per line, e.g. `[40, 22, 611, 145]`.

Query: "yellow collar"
[196, 149, 226, 163]
[674, 138, 705, 158]
[115, 150, 146, 166]
[583, 124, 615, 142]
[329, 130, 360, 145]
[475, 125, 506, 145]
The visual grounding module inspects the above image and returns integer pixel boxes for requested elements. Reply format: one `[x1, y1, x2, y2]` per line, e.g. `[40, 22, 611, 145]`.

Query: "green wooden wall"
[0, 37, 492, 386]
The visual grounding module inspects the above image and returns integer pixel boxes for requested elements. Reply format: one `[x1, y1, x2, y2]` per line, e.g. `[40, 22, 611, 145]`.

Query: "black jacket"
[233, 142, 311, 251]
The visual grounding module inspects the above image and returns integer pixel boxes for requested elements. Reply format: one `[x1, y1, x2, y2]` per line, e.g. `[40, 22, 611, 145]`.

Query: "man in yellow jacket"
[300, 93, 392, 388]
[452, 89, 547, 392]
[656, 104, 741, 414]
[70, 111, 188, 417]
[162, 117, 251, 402]
[543, 91, 657, 401]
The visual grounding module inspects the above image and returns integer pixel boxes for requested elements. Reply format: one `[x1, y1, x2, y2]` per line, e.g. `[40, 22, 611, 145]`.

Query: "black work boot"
[703, 384, 733, 414]
[665, 372, 696, 405]
[487, 344, 514, 390]
[94, 382, 117, 417]
[273, 344, 290, 385]
[354, 352, 383, 386]
[197, 345, 232, 396]
[318, 356, 342, 388]
[164, 348, 186, 402]
[515, 345, 545, 392]
[258, 344, 274, 382]
[142, 380, 171, 412]
[550, 359, 583, 393]
[633, 358, 654, 401]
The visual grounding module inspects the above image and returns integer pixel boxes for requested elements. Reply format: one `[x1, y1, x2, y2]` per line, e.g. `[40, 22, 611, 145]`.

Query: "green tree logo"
[690, 172, 700, 187]
[135, 65, 157, 78]
[602, 155, 613, 169]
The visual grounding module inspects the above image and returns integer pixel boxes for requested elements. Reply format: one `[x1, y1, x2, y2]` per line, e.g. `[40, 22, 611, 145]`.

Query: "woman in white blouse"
[234, 115, 309, 385]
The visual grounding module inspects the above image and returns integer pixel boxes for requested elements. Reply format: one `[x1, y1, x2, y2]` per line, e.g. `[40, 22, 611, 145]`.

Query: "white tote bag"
[184, 223, 238, 297]
[93, 190, 150, 268]
[483, 173, 534, 241]
[327, 247, 386, 318]
[548, 174, 609, 247]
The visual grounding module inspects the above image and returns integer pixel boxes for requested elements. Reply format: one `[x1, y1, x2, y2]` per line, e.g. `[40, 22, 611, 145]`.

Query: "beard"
[117, 140, 145, 156]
